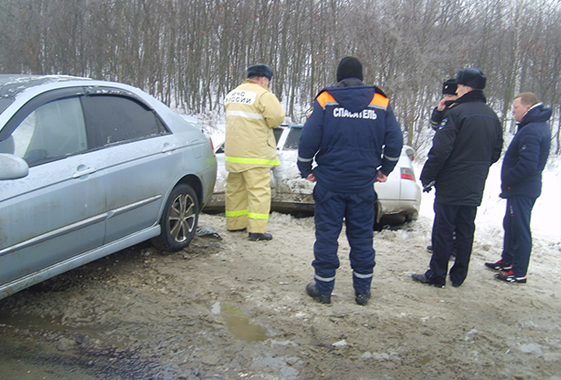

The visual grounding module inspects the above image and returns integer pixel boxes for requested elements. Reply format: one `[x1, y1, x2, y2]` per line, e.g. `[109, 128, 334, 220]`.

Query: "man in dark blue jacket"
[297, 57, 403, 305]
[485, 92, 552, 283]
[413, 68, 503, 288]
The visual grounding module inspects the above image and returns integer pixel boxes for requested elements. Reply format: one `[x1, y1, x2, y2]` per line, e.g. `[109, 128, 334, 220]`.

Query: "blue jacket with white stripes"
[297, 79, 403, 193]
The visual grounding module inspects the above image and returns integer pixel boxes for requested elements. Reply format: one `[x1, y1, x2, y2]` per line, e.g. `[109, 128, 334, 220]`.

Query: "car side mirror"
[0, 154, 29, 180]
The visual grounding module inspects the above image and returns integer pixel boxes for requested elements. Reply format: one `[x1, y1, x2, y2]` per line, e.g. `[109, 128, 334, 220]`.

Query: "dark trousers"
[426, 202, 477, 286]
[501, 195, 536, 277]
[312, 183, 376, 295]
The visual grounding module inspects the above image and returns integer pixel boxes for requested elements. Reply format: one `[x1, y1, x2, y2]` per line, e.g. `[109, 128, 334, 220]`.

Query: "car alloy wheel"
[152, 183, 199, 251]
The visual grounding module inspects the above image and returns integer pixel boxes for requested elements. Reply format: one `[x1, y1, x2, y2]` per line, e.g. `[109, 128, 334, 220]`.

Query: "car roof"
[0, 75, 193, 139]
[0, 75, 90, 98]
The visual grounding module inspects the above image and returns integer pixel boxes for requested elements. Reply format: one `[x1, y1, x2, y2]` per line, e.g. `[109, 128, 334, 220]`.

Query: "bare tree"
[0, 0, 559, 156]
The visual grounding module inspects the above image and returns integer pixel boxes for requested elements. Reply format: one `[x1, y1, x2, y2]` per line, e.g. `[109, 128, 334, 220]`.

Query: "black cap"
[247, 64, 273, 80]
[336, 57, 363, 82]
[442, 79, 457, 95]
[456, 68, 486, 90]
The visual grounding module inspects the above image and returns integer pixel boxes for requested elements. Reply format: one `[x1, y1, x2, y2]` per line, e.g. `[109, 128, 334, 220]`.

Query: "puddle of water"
[0, 311, 133, 350]
[212, 302, 268, 342]
[0, 312, 63, 330]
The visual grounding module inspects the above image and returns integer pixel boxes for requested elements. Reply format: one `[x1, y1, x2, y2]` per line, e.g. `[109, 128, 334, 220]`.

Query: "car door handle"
[73, 165, 97, 178]
[161, 143, 177, 153]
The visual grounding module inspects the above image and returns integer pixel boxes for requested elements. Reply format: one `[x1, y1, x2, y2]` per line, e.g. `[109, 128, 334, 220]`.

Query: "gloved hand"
[423, 181, 435, 193]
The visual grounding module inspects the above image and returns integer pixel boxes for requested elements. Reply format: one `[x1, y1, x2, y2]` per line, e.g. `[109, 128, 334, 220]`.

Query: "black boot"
[355, 291, 371, 306]
[248, 232, 273, 241]
[306, 282, 331, 304]
[411, 273, 445, 288]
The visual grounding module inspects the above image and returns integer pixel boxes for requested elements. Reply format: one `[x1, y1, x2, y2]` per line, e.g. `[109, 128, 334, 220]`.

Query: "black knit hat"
[442, 79, 457, 95]
[456, 68, 486, 90]
[247, 64, 273, 80]
[336, 57, 363, 82]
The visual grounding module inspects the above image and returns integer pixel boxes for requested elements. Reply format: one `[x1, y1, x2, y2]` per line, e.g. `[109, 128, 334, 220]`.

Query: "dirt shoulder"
[1, 212, 560, 379]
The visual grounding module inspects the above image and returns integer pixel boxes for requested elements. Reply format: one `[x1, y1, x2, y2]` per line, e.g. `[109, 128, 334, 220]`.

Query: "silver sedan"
[0, 75, 216, 299]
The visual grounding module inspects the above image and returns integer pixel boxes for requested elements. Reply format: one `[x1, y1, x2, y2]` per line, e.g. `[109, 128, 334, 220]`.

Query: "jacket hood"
[326, 85, 377, 113]
[520, 103, 552, 127]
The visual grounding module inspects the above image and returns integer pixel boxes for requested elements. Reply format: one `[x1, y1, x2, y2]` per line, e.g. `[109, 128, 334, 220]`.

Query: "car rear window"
[273, 127, 283, 145]
[282, 128, 302, 150]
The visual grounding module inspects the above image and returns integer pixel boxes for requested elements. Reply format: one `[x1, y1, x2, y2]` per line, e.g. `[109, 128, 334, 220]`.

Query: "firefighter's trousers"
[225, 167, 271, 233]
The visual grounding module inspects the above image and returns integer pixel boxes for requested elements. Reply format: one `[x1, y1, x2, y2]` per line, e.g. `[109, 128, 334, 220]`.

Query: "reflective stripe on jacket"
[224, 79, 285, 173]
[315, 91, 390, 111]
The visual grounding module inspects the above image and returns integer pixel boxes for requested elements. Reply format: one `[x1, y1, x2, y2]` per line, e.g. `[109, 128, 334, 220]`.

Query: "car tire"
[405, 212, 419, 222]
[151, 183, 199, 251]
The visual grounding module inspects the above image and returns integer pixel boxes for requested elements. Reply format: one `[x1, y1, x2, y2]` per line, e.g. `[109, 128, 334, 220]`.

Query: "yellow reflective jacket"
[224, 79, 285, 173]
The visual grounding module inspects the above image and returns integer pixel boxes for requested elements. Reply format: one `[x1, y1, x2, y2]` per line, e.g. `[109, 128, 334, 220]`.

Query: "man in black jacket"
[485, 92, 551, 284]
[412, 68, 503, 288]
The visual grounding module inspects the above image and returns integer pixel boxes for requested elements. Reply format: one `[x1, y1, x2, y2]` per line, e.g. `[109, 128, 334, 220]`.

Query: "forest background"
[1, 0, 560, 155]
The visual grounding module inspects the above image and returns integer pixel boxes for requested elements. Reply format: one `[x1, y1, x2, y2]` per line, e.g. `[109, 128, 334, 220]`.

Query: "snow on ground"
[413, 155, 560, 247]
[202, 110, 559, 246]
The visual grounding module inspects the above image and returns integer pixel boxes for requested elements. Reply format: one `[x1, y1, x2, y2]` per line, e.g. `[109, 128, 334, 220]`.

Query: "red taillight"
[400, 168, 416, 181]
[209, 136, 215, 156]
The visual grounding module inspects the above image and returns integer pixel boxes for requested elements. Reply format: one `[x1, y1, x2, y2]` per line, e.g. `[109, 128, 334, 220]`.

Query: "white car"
[205, 125, 421, 226]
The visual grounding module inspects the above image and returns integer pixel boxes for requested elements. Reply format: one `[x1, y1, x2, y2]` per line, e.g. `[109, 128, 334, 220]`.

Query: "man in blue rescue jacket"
[297, 57, 403, 305]
[485, 92, 552, 283]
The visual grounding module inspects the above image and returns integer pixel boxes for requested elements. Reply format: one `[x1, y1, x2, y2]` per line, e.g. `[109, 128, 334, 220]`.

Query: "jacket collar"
[335, 78, 364, 87]
[518, 103, 553, 129]
[455, 89, 487, 104]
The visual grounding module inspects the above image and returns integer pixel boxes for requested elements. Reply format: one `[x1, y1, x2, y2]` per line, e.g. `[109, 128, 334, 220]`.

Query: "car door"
[0, 92, 107, 288]
[81, 92, 181, 243]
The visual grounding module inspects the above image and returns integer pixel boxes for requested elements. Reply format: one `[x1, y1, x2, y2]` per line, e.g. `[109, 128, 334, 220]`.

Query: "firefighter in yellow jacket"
[224, 64, 285, 241]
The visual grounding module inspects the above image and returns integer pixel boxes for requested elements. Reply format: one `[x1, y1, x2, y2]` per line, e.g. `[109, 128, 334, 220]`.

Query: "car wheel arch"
[177, 174, 203, 204]
[151, 179, 201, 251]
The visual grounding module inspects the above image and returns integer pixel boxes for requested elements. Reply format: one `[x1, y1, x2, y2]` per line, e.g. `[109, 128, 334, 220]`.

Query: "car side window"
[9, 97, 87, 166]
[85, 95, 167, 149]
[282, 128, 302, 150]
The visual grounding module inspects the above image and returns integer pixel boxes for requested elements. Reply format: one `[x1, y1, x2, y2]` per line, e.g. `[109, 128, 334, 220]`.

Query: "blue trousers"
[426, 202, 477, 286]
[312, 183, 376, 295]
[501, 195, 536, 277]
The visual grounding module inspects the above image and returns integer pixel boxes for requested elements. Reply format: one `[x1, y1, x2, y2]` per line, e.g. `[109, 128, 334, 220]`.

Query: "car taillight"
[401, 168, 416, 181]
[209, 136, 215, 157]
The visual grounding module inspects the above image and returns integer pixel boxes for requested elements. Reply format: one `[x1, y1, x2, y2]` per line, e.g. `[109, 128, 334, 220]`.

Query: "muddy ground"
[1, 212, 560, 380]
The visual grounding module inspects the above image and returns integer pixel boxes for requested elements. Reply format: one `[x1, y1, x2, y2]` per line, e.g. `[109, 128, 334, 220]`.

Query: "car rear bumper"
[202, 191, 315, 214]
